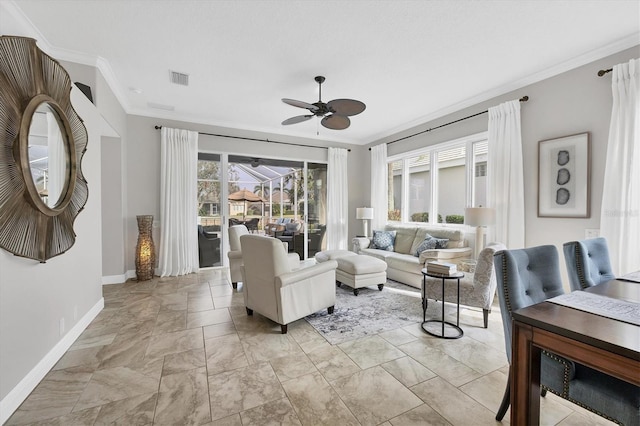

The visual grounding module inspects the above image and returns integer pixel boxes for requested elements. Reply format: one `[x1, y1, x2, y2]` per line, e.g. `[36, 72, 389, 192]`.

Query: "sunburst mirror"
[0, 36, 88, 262]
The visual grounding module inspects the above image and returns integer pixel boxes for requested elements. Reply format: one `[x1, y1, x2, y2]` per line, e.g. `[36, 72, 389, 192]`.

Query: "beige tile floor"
[7, 268, 615, 425]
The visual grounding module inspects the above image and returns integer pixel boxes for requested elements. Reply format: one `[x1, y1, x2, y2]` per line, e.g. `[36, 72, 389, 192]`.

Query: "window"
[197, 153, 221, 226]
[387, 132, 487, 225]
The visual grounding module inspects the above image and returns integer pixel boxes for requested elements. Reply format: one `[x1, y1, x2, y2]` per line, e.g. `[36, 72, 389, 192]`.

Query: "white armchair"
[228, 225, 299, 289]
[240, 234, 338, 333]
[227, 225, 249, 288]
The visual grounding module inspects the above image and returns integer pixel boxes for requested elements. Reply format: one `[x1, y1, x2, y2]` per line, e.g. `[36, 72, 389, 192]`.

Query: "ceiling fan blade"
[321, 114, 350, 130]
[282, 98, 319, 111]
[327, 99, 366, 116]
[282, 115, 313, 125]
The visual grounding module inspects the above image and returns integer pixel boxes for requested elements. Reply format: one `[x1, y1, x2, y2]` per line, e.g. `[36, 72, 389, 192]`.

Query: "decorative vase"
[135, 215, 155, 281]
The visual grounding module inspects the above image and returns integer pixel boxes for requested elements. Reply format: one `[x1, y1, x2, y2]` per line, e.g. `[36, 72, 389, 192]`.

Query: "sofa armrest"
[419, 247, 472, 264]
[352, 237, 371, 253]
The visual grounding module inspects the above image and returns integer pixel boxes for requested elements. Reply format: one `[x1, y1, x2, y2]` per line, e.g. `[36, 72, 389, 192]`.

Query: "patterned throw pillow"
[414, 236, 437, 256]
[414, 235, 450, 256]
[372, 230, 396, 251]
[434, 238, 449, 249]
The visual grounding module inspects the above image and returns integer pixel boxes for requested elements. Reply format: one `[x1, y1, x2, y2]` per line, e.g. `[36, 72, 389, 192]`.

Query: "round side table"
[421, 269, 464, 339]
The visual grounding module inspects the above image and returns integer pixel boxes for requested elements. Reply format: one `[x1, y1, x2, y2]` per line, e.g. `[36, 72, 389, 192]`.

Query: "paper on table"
[548, 291, 640, 326]
[619, 270, 640, 283]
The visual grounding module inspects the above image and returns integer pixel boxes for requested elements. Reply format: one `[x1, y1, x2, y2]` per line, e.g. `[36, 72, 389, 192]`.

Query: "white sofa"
[353, 223, 472, 289]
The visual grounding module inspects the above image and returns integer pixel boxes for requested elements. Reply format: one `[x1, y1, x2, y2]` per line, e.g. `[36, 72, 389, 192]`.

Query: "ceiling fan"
[281, 76, 366, 130]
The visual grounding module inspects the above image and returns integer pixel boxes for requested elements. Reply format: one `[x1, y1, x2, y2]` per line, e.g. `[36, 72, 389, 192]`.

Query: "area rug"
[305, 280, 443, 345]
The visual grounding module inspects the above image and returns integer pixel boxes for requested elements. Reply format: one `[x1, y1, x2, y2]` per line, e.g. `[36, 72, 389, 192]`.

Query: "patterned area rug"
[305, 280, 443, 345]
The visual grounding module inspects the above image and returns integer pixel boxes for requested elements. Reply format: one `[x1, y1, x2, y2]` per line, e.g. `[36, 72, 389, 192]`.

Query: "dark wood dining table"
[510, 279, 640, 425]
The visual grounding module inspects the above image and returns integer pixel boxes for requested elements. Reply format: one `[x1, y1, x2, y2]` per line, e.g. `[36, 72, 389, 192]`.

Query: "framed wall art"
[538, 132, 590, 218]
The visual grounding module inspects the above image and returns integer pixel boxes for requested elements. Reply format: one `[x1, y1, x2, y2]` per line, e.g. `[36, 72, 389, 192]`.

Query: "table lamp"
[465, 207, 495, 259]
[356, 207, 374, 237]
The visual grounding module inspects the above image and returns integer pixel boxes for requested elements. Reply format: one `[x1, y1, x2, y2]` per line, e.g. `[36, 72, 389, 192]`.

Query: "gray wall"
[368, 45, 640, 279]
[0, 89, 104, 402]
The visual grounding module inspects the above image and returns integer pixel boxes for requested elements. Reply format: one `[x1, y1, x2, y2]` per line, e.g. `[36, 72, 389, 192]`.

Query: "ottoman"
[314, 249, 357, 262]
[315, 250, 387, 296]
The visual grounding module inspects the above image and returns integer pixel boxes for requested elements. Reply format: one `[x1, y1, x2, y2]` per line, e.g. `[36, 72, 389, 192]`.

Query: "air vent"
[170, 70, 189, 86]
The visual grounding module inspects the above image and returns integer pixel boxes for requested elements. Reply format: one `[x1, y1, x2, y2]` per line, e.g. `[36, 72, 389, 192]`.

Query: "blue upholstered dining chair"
[494, 245, 639, 425]
[563, 237, 616, 291]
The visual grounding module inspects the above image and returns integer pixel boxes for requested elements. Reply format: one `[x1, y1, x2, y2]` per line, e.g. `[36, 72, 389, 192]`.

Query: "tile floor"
[7, 268, 615, 425]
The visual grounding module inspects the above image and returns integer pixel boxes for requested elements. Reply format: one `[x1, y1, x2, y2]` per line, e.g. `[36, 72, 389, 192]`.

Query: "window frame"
[387, 131, 488, 226]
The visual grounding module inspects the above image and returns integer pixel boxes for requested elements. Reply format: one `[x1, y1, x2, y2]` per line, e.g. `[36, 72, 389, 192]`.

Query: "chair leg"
[541, 388, 547, 397]
[336, 281, 342, 287]
[246, 307, 253, 316]
[328, 306, 334, 314]
[496, 366, 511, 421]
[232, 282, 238, 289]
[353, 288, 359, 296]
[281, 324, 288, 334]
[378, 284, 384, 291]
[483, 309, 489, 328]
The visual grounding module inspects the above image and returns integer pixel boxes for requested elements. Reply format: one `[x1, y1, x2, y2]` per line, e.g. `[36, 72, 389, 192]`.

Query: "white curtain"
[158, 127, 199, 277]
[46, 111, 65, 206]
[370, 143, 388, 232]
[487, 100, 525, 249]
[600, 58, 640, 275]
[326, 147, 348, 250]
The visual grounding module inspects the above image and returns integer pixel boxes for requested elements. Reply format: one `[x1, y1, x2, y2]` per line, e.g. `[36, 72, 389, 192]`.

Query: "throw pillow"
[372, 230, 396, 251]
[414, 236, 437, 256]
[285, 222, 301, 233]
[434, 238, 449, 249]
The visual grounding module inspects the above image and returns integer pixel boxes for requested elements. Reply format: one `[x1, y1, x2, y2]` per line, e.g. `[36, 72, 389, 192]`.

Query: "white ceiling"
[3, 0, 639, 145]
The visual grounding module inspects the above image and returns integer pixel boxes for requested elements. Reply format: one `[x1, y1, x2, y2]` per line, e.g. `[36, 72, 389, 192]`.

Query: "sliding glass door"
[197, 153, 223, 267]
[197, 153, 328, 266]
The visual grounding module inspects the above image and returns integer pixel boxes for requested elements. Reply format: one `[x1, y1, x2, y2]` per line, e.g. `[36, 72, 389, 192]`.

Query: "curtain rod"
[153, 126, 350, 152]
[597, 68, 613, 77]
[370, 96, 529, 150]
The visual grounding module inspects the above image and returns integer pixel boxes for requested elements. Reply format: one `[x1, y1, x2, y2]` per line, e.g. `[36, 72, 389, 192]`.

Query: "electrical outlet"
[59, 318, 65, 336]
[585, 229, 600, 239]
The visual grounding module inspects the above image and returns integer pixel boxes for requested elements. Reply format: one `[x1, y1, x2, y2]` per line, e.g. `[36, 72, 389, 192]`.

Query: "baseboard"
[102, 270, 136, 285]
[102, 274, 126, 285]
[0, 298, 104, 425]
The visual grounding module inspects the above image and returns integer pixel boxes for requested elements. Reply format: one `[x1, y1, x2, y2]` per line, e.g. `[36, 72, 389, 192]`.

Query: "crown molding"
[3, 1, 132, 113]
[6, 0, 638, 147]
[367, 33, 640, 145]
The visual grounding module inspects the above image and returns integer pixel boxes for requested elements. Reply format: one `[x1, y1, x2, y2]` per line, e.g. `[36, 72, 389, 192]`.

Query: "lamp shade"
[356, 207, 374, 220]
[465, 207, 495, 227]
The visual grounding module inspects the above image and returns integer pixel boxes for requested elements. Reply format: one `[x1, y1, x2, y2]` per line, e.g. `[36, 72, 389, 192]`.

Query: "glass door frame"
[199, 152, 328, 265]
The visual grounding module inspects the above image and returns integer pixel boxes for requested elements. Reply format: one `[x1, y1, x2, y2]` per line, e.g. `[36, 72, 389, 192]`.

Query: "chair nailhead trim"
[575, 244, 589, 290]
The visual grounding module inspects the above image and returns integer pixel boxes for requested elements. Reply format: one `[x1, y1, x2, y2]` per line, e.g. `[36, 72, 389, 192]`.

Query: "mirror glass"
[27, 103, 68, 208]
